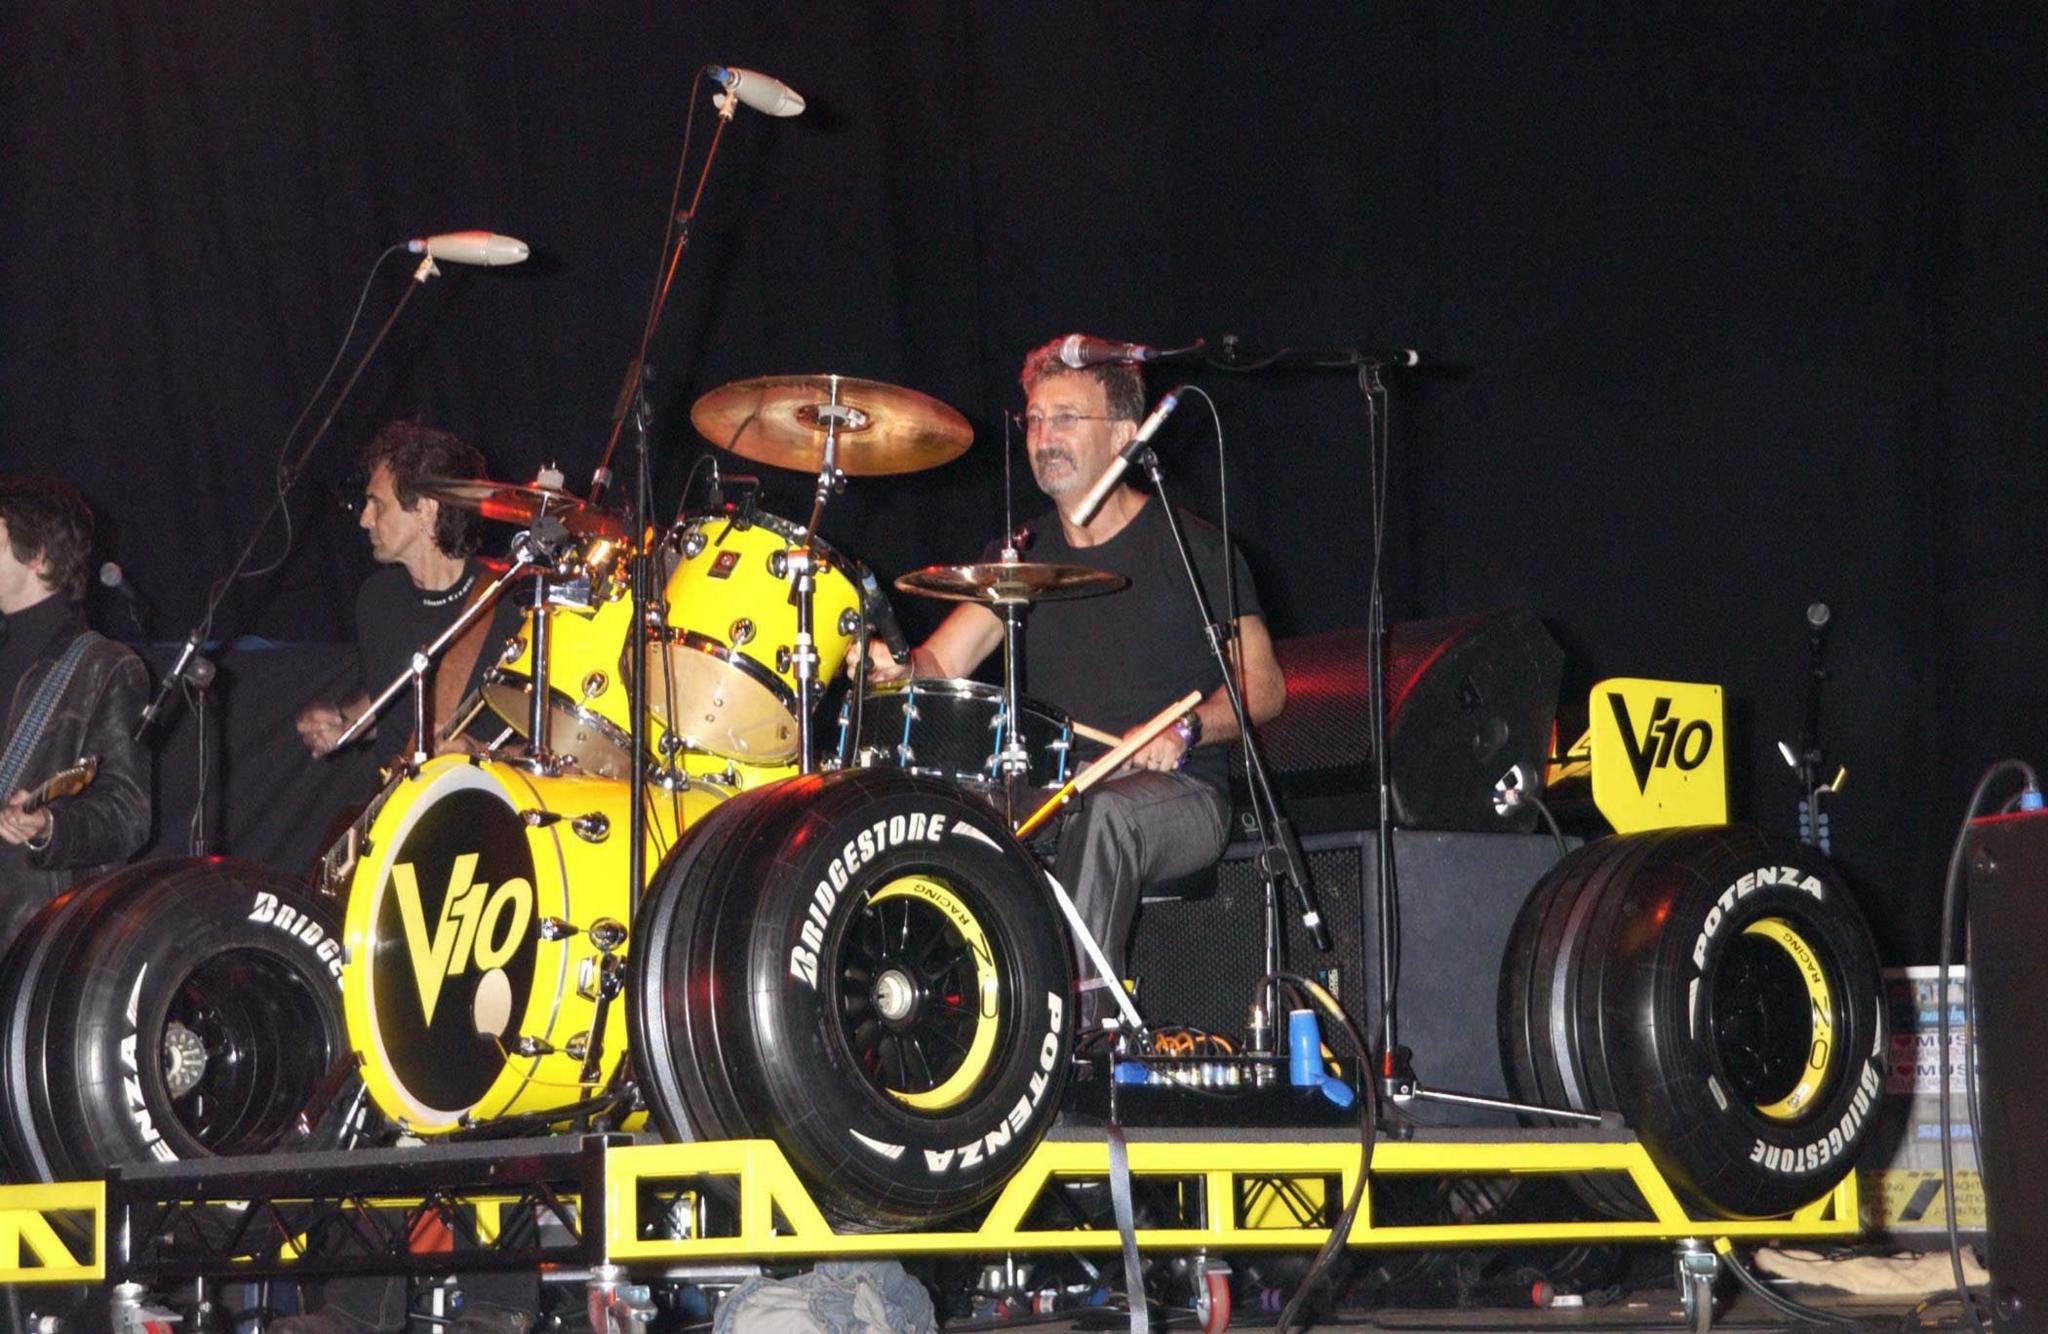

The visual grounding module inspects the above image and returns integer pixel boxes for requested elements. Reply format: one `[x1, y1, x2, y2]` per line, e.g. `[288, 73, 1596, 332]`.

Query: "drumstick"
[1071, 719, 1124, 748]
[1014, 690, 1201, 838]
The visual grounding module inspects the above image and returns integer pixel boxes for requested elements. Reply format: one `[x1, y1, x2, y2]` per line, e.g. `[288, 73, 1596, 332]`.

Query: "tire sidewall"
[1621, 832, 1884, 1214]
[56, 862, 347, 1172]
[726, 777, 1073, 1210]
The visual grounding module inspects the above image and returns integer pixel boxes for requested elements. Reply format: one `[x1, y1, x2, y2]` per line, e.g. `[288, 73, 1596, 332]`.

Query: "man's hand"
[1118, 720, 1189, 776]
[0, 789, 52, 846]
[296, 702, 351, 758]
[849, 637, 913, 684]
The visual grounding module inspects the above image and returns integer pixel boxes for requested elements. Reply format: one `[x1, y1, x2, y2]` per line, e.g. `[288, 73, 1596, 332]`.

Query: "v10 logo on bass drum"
[340, 755, 719, 1131]
[365, 782, 541, 1119]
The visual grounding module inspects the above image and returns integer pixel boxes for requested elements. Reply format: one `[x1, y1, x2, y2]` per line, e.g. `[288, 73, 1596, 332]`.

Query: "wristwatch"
[1170, 710, 1203, 760]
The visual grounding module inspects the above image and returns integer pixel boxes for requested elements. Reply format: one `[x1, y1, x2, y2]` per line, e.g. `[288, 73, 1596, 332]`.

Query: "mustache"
[1032, 449, 1075, 470]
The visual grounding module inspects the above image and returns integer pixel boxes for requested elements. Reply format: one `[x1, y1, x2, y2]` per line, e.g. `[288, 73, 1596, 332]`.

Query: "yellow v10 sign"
[1588, 678, 1728, 833]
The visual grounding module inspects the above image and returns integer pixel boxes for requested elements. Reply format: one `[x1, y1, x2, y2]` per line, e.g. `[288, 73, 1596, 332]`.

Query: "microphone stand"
[1124, 450, 1328, 1046]
[1200, 336, 1601, 1124]
[136, 251, 446, 739]
[591, 71, 742, 917]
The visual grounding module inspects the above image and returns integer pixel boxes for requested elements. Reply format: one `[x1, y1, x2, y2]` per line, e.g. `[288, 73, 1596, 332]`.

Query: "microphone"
[709, 65, 806, 117]
[857, 567, 911, 665]
[1070, 386, 1186, 526]
[1058, 334, 1164, 369]
[98, 562, 152, 636]
[405, 231, 531, 266]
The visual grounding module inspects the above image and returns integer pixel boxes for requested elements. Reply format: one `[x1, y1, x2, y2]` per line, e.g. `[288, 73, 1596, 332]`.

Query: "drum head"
[644, 632, 801, 763]
[481, 669, 636, 778]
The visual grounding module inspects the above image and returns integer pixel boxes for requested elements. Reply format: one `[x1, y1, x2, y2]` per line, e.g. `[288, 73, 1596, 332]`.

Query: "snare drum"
[841, 677, 1075, 793]
[340, 755, 723, 1132]
[647, 509, 862, 763]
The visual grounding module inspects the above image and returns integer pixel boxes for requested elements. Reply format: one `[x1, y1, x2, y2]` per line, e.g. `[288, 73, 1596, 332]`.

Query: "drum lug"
[564, 1032, 591, 1062]
[513, 1035, 556, 1057]
[768, 549, 788, 578]
[503, 636, 525, 663]
[682, 528, 708, 558]
[837, 607, 860, 637]
[572, 812, 611, 843]
[521, 808, 564, 828]
[729, 617, 755, 646]
[539, 916, 578, 941]
[589, 918, 629, 954]
[581, 671, 609, 700]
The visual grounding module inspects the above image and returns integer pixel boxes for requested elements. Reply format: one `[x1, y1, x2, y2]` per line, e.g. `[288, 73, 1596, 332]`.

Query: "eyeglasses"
[1023, 410, 1120, 435]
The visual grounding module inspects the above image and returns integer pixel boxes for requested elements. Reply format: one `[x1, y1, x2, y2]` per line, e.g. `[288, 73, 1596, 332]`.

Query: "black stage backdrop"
[2, 3, 2043, 962]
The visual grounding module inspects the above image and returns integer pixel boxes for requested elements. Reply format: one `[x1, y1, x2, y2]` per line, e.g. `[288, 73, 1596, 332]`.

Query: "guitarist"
[0, 476, 150, 959]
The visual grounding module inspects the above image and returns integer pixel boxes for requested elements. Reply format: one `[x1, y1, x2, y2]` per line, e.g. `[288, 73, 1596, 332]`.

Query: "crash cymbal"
[895, 561, 1129, 606]
[690, 374, 972, 476]
[415, 477, 628, 542]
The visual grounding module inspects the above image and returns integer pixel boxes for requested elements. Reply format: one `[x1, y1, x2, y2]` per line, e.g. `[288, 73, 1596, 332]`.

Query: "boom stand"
[1349, 359, 1598, 1124]
[1129, 449, 1329, 1049]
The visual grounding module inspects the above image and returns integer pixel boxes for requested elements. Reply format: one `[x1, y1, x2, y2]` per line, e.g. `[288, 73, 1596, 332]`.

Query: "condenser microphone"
[405, 232, 531, 266]
[99, 562, 152, 636]
[1058, 334, 1162, 369]
[709, 66, 806, 117]
[1070, 386, 1186, 526]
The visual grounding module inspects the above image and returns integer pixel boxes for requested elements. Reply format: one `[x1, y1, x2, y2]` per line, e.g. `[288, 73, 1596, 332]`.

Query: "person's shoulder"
[357, 565, 411, 608]
[1162, 501, 1231, 548]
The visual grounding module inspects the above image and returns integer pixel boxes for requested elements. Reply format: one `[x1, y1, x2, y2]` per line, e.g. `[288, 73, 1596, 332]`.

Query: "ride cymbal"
[690, 374, 971, 476]
[895, 561, 1129, 606]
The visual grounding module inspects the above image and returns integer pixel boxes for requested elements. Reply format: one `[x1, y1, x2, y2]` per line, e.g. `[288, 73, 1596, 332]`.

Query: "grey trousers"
[1049, 769, 1230, 1023]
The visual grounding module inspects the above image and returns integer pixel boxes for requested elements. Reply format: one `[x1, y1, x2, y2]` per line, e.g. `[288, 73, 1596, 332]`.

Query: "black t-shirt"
[982, 498, 1260, 790]
[354, 560, 520, 743]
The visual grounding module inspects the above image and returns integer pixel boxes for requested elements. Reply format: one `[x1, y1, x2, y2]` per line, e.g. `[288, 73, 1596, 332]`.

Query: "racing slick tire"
[1500, 825, 1885, 1219]
[0, 858, 352, 1183]
[631, 769, 1075, 1229]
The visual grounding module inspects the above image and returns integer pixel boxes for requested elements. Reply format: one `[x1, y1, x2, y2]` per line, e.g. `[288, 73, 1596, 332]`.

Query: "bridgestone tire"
[630, 769, 1075, 1229]
[0, 858, 351, 1183]
[1499, 825, 1885, 1219]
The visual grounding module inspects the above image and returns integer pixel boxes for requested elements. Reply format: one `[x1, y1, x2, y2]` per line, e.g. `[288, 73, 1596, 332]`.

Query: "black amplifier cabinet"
[1965, 807, 2048, 1331]
[1129, 826, 1571, 1125]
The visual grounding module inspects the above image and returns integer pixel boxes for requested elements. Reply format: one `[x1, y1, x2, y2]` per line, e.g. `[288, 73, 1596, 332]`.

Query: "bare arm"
[1123, 613, 1287, 771]
[857, 602, 1005, 683]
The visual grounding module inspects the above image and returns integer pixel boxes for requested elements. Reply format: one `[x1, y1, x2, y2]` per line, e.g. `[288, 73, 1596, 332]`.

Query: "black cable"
[1254, 971, 1375, 1334]
[1523, 788, 1568, 858]
[1936, 758, 2037, 1334]
[1718, 1242, 1858, 1327]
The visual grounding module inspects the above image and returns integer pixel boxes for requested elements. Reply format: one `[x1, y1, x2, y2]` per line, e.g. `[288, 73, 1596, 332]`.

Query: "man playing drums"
[860, 339, 1286, 1028]
[295, 423, 516, 761]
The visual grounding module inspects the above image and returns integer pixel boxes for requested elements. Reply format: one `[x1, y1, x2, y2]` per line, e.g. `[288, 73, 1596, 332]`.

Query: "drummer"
[860, 338, 1286, 1029]
[295, 422, 518, 760]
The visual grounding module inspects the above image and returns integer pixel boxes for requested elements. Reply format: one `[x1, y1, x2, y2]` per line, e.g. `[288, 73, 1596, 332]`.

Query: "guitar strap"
[0, 632, 93, 798]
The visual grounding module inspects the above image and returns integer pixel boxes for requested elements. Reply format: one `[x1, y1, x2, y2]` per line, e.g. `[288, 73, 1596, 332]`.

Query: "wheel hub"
[160, 1020, 210, 1099]
[872, 968, 919, 1024]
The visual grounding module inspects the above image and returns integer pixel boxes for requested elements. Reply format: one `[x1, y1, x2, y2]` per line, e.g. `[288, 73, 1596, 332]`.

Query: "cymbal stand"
[791, 379, 852, 774]
[330, 548, 543, 762]
[994, 591, 1033, 824]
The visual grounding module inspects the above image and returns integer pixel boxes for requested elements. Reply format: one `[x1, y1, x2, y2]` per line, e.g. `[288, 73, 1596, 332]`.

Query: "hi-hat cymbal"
[415, 477, 627, 542]
[690, 374, 972, 476]
[895, 561, 1129, 606]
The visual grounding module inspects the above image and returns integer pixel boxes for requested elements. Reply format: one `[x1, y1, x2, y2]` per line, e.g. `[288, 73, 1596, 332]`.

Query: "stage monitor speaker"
[1129, 825, 1570, 1125]
[1237, 610, 1564, 835]
[1965, 808, 2048, 1329]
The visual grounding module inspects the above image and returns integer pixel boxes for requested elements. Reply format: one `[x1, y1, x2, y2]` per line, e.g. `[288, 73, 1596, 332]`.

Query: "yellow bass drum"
[341, 754, 722, 1133]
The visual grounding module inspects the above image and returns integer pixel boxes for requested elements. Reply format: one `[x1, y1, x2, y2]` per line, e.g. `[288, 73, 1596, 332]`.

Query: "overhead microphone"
[1058, 334, 1165, 369]
[98, 562, 152, 637]
[405, 231, 531, 266]
[1070, 385, 1187, 526]
[708, 65, 807, 117]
